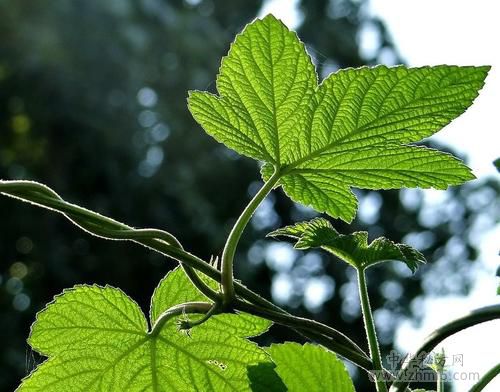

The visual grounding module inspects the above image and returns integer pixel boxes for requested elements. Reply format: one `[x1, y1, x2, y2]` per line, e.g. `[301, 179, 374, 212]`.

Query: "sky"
[260, 1, 500, 390]
[368, 2, 500, 391]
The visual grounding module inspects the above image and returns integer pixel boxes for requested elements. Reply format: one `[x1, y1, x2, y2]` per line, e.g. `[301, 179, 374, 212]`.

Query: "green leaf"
[247, 362, 286, 392]
[494, 158, 500, 172]
[19, 268, 271, 391]
[269, 218, 426, 272]
[268, 342, 355, 392]
[188, 14, 317, 164]
[188, 14, 488, 222]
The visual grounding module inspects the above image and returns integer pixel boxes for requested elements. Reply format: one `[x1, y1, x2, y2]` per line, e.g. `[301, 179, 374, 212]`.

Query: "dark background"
[0, 1, 498, 391]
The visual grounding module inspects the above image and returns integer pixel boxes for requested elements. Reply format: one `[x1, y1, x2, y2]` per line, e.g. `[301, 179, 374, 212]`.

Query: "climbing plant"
[1, 15, 498, 392]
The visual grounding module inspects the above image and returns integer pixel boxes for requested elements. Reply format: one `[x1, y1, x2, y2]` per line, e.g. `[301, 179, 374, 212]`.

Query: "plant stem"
[0, 181, 220, 301]
[390, 304, 500, 392]
[0, 181, 369, 357]
[180, 264, 220, 302]
[1, 180, 383, 375]
[220, 169, 280, 306]
[234, 298, 367, 357]
[432, 349, 446, 392]
[357, 268, 388, 392]
[1, 181, 371, 361]
[469, 363, 500, 392]
[179, 302, 221, 329]
[436, 370, 444, 392]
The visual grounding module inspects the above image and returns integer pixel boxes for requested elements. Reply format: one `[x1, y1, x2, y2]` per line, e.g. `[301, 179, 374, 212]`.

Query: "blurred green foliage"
[0, 1, 498, 391]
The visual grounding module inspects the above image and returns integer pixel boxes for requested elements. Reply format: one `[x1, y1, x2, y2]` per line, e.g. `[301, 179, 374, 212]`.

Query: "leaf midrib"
[267, 18, 280, 164]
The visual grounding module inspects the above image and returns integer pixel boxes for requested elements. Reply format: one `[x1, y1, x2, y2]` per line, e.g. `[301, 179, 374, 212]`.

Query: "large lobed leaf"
[189, 14, 489, 222]
[269, 218, 426, 272]
[18, 268, 271, 391]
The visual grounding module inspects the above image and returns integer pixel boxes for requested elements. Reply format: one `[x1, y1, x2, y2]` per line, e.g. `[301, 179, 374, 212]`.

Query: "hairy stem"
[0, 181, 220, 301]
[469, 363, 500, 392]
[234, 298, 366, 356]
[235, 298, 381, 372]
[236, 299, 402, 385]
[390, 304, 500, 392]
[181, 266, 220, 302]
[220, 169, 281, 306]
[149, 301, 213, 337]
[357, 268, 388, 392]
[0, 180, 379, 374]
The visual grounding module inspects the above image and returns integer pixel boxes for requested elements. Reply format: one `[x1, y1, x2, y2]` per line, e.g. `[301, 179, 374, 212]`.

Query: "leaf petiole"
[149, 301, 213, 337]
[177, 302, 222, 331]
[220, 168, 281, 306]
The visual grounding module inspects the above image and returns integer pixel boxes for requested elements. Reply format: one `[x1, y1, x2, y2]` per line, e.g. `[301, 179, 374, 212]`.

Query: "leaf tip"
[464, 168, 477, 182]
[493, 157, 500, 172]
[478, 64, 492, 74]
[186, 89, 204, 103]
[260, 13, 279, 22]
[258, 13, 289, 30]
